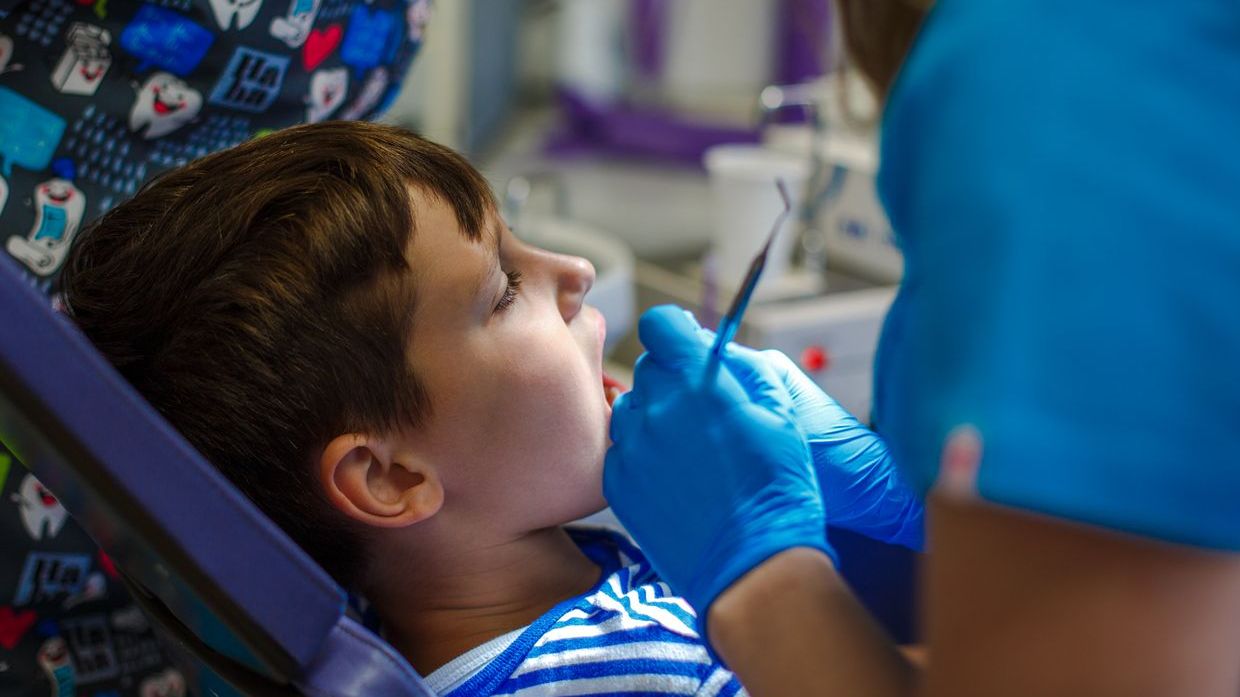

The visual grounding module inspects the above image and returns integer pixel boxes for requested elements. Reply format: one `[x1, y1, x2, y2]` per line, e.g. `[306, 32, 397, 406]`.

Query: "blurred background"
[379, 0, 918, 642]
[382, 1, 900, 415]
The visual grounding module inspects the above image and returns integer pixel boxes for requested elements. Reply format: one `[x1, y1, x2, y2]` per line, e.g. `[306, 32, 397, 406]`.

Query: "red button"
[801, 345, 829, 372]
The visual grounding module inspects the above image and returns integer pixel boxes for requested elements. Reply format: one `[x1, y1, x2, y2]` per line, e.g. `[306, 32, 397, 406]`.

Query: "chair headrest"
[0, 255, 429, 695]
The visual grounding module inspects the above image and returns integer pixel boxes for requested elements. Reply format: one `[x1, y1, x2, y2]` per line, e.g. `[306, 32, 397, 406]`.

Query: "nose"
[556, 254, 595, 322]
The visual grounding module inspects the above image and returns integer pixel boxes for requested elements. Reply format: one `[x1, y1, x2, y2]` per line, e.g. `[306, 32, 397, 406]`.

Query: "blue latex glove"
[649, 312, 925, 550]
[605, 306, 833, 617]
[724, 346, 925, 551]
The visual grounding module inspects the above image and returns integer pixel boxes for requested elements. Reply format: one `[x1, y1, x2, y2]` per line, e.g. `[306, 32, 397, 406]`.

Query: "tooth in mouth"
[603, 371, 627, 407]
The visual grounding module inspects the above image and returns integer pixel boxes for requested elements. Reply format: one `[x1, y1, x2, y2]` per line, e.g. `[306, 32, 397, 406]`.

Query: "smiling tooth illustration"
[129, 71, 203, 139]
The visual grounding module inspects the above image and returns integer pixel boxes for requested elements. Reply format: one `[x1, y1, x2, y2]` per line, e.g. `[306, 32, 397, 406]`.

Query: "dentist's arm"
[708, 548, 915, 697]
[605, 306, 915, 696]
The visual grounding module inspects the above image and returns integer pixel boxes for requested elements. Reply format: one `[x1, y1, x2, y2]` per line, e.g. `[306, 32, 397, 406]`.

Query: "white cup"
[703, 145, 810, 295]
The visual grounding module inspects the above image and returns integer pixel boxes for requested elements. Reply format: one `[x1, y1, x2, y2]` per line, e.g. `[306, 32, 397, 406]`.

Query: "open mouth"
[153, 97, 181, 115]
[603, 371, 626, 407]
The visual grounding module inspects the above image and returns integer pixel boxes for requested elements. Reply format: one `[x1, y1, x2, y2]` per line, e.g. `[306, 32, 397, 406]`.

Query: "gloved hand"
[635, 310, 925, 550]
[605, 306, 833, 617]
[724, 345, 925, 551]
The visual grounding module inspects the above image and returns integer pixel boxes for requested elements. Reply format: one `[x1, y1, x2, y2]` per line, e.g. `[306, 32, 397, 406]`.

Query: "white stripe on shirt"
[511, 641, 711, 678]
[503, 673, 704, 696]
[445, 527, 747, 697]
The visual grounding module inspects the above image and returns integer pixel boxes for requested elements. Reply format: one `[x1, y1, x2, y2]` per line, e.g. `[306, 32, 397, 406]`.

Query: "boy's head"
[62, 122, 612, 592]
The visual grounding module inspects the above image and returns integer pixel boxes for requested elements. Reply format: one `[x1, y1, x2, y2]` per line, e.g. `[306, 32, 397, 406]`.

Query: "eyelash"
[495, 270, 522, 313]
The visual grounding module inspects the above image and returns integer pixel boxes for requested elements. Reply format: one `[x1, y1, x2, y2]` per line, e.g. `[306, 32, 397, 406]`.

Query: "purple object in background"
[779, 0, 833, 84]
[773, 0, 833, 124]
[546, 88, 761, 166]
[633, 0, 833, 85]
[631, 0, 667, 81]
[547, 0, 832, 164]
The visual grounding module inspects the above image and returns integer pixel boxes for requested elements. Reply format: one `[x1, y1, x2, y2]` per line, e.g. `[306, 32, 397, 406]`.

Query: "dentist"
[604, 1, 1240, 696]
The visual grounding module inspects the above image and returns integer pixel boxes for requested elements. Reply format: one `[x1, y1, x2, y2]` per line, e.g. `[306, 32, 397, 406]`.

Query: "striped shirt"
[438, 527, 748, 696]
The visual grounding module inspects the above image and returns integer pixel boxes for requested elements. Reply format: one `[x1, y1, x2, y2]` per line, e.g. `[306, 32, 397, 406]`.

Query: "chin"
[563, 463, 609, 523]
[581, 488, 609, 517]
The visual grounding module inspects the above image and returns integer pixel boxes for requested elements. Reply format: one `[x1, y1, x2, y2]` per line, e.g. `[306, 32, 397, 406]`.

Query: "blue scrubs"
[873, 0, 1240, 549]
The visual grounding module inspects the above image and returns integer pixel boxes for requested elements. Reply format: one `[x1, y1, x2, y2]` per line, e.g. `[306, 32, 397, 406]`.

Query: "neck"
[366, 525, 600, 676]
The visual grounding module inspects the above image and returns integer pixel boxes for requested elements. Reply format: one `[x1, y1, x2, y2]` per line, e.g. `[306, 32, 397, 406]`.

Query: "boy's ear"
[319, 434, 443, 528]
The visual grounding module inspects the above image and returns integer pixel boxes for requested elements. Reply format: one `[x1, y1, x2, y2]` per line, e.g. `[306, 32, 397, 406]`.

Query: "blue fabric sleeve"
[873, 0, 1240, 550]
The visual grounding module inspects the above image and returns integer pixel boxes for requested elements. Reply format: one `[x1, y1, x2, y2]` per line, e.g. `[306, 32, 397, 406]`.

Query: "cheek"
[493, 338, 605, 463]
[455, 329, 608, 520]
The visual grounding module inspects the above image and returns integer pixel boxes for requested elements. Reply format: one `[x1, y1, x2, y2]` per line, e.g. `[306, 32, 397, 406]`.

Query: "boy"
[60, 121, 746, 696]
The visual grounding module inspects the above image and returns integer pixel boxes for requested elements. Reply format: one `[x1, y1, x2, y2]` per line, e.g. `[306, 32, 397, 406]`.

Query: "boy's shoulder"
[446, 525, 747, 696]
[564, 524, 701, 639]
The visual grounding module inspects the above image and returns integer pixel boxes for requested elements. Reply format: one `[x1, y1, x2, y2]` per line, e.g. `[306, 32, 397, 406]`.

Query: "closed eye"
[494, 270, 522, 313]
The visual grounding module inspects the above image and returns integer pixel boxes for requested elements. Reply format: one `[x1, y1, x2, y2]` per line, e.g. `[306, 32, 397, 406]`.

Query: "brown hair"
[836, 0, 929, 98]
[61, 121, 495, 590]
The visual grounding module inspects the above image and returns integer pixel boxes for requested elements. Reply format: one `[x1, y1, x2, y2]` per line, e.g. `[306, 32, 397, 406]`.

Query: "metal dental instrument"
[704, 179, 792, 376]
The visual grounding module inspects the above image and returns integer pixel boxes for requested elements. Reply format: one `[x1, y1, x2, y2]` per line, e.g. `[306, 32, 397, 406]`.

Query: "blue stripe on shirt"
[447, 527, 746, 697]
[497, 657, 710, 693]
[526, 625, 702, 659]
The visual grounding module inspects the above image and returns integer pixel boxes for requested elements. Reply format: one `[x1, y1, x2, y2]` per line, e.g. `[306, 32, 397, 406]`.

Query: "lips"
[603, 371, 627, 407]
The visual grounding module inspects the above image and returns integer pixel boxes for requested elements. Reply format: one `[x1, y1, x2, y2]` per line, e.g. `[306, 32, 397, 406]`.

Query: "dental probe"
[704, 179, 792, 379]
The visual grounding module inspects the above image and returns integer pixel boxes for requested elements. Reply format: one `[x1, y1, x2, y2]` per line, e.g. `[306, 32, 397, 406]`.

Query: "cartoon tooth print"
[10, 474, 68, 540]
[269, 0, 321, 48]
[406, 0, 431, 42]
[130, 72, 203, 139]
[339, 67, 389, 120]
[306, 67, 348, 123]
[6, 179, 86, 278]
[208, 0, 264, 30]
[140, 668, 187, 697]
[51, 23, 112, 96]
[37, 637, 75, 697]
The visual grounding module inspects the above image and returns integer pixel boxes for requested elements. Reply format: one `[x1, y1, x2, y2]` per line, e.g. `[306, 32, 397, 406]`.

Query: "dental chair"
[0, 254, 432, 696]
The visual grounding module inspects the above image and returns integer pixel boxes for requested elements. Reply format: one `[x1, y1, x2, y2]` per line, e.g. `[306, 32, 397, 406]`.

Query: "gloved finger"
[608, 390, 639, 444]
[628, 352, 726, 417]
[693, 322, 719, 346]
[602, 442, 632, 505]
[729, 344, 808, 399]
[630, 350, 698, 404]
[759, 349, 840, 408]
[720, 347, 796, 418]
[726, 345, 799, 396]
[640, 352, 754, 416]
[637, 305, 712, 368]
[719, 344, 801, 412]
[622, 353, 653, 410]
[755, 348, 797, 383]
[750, 348, 866, 435]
